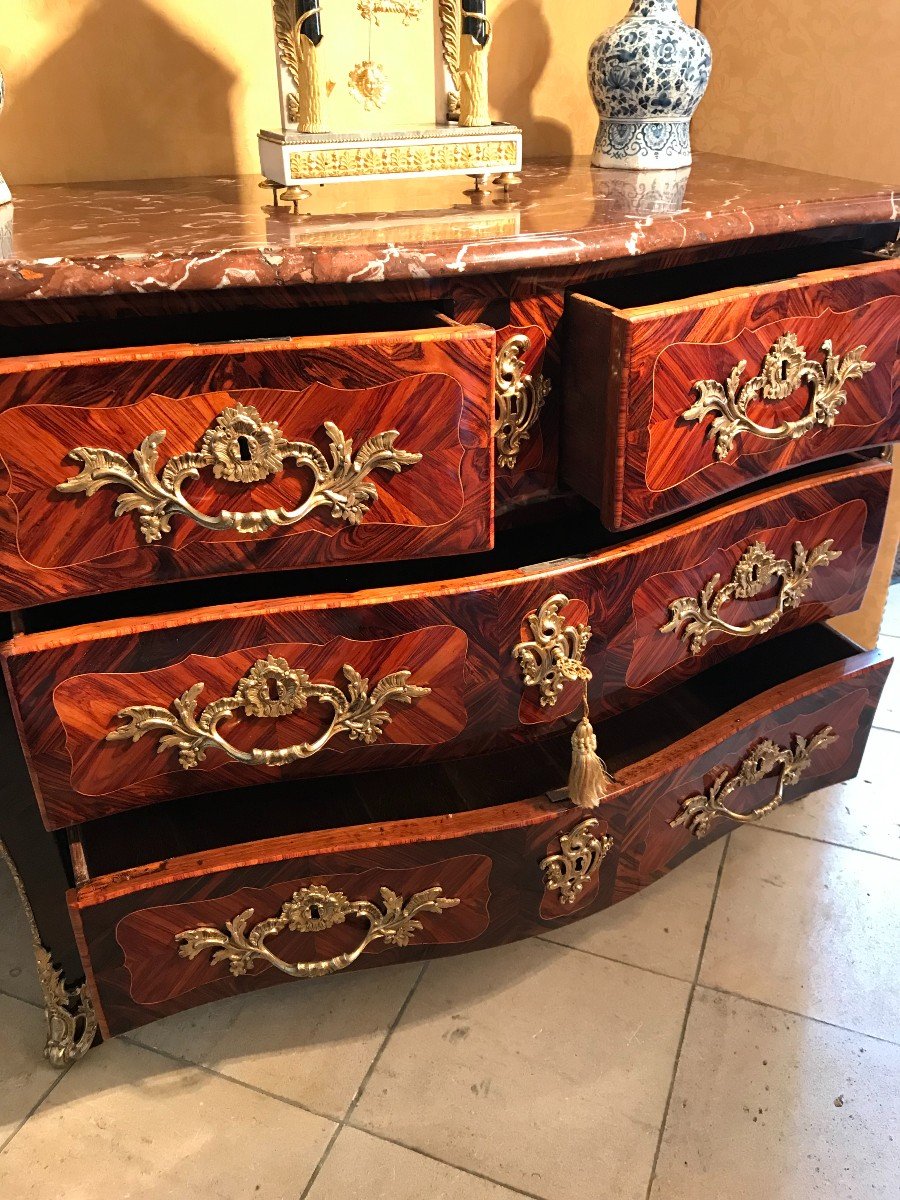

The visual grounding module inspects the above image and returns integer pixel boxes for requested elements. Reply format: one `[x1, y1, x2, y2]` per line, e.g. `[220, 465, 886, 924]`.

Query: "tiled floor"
[1, 590, 899, 1199]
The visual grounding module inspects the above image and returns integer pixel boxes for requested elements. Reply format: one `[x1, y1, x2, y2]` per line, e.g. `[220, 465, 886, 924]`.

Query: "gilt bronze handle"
[670, 726, 837, 839]
[684, 334, 876, 461]
[177, 883, 460, 979]
[660, 537, 842, 655]
[107, 655, 431, 770]
[57, 403, 421, 544]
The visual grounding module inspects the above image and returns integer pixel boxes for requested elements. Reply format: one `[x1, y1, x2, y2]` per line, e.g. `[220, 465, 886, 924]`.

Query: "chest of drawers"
[0, 157, 897, 1065]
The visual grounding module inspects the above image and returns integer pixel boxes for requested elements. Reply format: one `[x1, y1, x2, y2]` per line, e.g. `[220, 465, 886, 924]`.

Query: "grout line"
[744, 821, 900, 863]
[121, 1035, 340, 1127]
[298, 961, 430, 1200]
[696, 982, 900, 1049]
[872, 720, 900, 734]
[0, 1066, 70, 1156]
[340, 1122, 549, 1200]
[534, 936, 696, 986]
[342, 961, 429, 1125]
[643, 832, 731, 1200]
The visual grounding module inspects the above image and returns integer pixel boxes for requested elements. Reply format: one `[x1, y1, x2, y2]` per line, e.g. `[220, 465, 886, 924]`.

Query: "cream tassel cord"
[567, 677, 616, 809]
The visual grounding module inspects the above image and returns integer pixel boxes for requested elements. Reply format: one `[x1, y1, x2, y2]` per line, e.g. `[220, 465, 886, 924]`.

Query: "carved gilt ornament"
[108, 656, 431, 771]
[661, 538, 842, 656]
[494, 333, 551, 470]
[177, 883, 460, 979]
[670, 727, 838, 839]
[540, 818, 613, 906]
[685, 334, 876, 461]
[57, 404, 421, 545]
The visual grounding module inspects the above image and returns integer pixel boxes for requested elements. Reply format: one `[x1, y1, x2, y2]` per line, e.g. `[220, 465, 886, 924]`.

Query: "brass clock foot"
[258, 178, 284, 209]
[494, 172, 522, 197]
[281, 186, 313, 216]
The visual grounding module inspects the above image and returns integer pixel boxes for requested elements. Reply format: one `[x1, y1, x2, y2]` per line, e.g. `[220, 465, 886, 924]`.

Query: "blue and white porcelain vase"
[589, 0, 712, 171]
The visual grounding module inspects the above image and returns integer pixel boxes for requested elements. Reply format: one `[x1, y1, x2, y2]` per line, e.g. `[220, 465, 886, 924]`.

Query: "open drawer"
[0, 304, 496, 610]
[562, 245, 900, 529]
[2, 455, 890, 830]
[67, 626, 893, 1039]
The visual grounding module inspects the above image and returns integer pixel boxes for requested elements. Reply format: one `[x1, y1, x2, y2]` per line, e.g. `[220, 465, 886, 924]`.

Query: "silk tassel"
[567, 679, 615, 809]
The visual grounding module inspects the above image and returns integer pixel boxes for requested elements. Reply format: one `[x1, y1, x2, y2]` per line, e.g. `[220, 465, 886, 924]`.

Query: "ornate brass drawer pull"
[684, 333, 876, 461]
[540, 818, 613, 906]
[108, 655, 430, 770]
[494, 333, 551, 469]
[57, 403, 422, 544]
[177, 883, 460, 979]
[514, 594, 615, 809]
[660, 537, 842, 656]
[514, 593, 592, 708]
[670, 726, 837, 839]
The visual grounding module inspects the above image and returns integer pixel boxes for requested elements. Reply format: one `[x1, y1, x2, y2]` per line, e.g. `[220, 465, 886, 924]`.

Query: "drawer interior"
[72, 624, 862, 881]
[0, 298, 455, 359]
[570, 243, 876, 313]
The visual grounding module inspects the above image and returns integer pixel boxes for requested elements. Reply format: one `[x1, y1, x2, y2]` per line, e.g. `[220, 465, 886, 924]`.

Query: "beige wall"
[693, 0, 900, 184]
[0, 0, 695, 184]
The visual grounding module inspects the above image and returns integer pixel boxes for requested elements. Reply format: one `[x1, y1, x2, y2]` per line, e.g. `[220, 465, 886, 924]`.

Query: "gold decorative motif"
[273, 0, 325, 133]
[513, 594, 592, 708]
[108, 657, 431, 771]
[0, 839, 97, 1068]
[684, 334, 877, 461]
[349, 60, 390, 110]
[358, 0, 424, 22]
[289, 138, 519, 180]
[540, 818, 613, 905]
[177, 884, 460, 979]
[439, 0, 461, 114]
[57, 405, 421, 545]
[494, 333, 551, 470]
[660, 538, 842, 656]
[875, 240, 900, 259]
[670, 727, 838, 839]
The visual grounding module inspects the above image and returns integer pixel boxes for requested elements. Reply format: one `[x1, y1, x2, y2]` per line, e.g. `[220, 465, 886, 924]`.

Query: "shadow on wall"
[491, 0, 575, 160]
[3, 0, 238, 184]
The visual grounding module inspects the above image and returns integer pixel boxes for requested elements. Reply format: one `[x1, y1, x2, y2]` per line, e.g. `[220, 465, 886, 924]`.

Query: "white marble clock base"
[258, 123, 523, 189]
[0, 175, 10, 206]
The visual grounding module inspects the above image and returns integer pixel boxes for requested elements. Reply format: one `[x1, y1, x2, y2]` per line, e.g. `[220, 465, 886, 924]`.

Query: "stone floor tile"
[131, 961, 421, 1120]
[879, 584, 900, 639]
[759, 725, 900, 859]
[352, 937, 691, 1200]
[0, 861, 42, 1006]
[541, 839, 724, 981]
[700, 827, 900, 1041]
[650, 987, 900, 1199]
[0, 1038, 335, 1200]
[0, 995, 59, 1146]
[873, 635, 900, 731]
[306, 1126, 522, 1200]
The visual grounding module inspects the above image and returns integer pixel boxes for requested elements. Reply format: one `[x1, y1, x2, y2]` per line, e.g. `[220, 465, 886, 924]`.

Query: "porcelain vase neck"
[628, 0, 682, 17]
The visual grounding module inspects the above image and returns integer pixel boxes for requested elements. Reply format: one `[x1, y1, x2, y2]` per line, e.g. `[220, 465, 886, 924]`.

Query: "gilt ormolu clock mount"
[258, 1, 523, 204]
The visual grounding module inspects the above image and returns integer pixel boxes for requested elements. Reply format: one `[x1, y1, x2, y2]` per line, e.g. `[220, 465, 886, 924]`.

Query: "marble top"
[0, 154, 896, 302]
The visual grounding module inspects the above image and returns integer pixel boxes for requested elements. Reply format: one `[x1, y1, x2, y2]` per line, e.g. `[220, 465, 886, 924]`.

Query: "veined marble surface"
[0, 155, 897, 302]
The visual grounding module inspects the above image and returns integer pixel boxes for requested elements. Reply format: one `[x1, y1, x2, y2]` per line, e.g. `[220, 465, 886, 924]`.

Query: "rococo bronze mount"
[258, 1, 523, 200]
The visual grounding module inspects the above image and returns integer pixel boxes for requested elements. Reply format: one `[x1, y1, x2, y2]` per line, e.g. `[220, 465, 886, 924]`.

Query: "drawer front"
[4, 458, 889, 830]
[69, 638, 891, 1039]
[0, 326, 495, 609]
[563, 258, 900, 529]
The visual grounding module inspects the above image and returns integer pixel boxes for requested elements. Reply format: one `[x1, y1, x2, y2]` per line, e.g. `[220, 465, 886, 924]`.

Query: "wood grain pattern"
[0, 325, 495, 609]
[563, 257, 900, 529]
[56, 628, 469, 799]
[3, 459, 890, 829]
[68, 637, 892, 1039]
